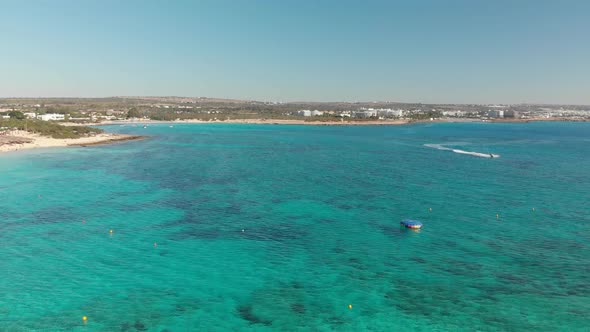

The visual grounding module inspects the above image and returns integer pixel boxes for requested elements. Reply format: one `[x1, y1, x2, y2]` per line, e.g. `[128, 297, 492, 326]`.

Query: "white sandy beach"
[0, 130, 142, 154]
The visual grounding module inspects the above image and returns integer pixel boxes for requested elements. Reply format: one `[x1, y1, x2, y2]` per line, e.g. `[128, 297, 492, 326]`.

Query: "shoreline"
[0, 131, 145, 154]
[93, 119, 412, 126]
[93, 117, 589, 127]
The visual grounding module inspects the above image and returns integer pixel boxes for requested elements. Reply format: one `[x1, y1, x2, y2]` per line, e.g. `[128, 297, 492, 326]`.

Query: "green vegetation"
[126, 107, 141, 119]
[406, 110, 443, 120]
[0, 119, 103, 139]
[8, 111, 25, 120]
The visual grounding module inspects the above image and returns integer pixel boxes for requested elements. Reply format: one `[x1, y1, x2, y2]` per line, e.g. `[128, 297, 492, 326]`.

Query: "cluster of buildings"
[0, 108, 126, 122]
[352, 108, 404, 118]
[296, 108, 406, 119]
[441, 110, 466, 117]
[154, 104, 196, 109]
[535, 108, 590, 118]
[37, 113, 65, 121]
[486, 109, 518, 118]
[292, 106, 535, 120]
[296, 110, 324, 117]
[0, 111, 65, 121]
[2, 100, 590, 123]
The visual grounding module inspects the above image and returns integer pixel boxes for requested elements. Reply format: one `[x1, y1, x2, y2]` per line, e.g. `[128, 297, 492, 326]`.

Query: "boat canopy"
[401, 219, 423, 229]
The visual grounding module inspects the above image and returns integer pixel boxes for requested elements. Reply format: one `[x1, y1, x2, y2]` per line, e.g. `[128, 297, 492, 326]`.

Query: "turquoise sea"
[1, 122, 589, 331]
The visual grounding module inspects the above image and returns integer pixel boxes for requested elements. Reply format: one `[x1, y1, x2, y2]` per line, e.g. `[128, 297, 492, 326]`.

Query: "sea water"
[0, 122, 589, 331]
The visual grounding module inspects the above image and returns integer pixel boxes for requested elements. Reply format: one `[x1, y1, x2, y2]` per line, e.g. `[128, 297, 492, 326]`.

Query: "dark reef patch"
[241, 223, 308, 242]
[134, 320, 147, 331]
[291, 303, 306, 314]
[410, 257, 426, 264]
[31, 206, 79, 224]
[332, 247, 345, 254]
[237, 305, 272, 326]
[120, 322, 131, 331]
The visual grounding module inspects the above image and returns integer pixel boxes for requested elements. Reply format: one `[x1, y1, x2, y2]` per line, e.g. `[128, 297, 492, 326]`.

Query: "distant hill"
[115, 96, 257, 104]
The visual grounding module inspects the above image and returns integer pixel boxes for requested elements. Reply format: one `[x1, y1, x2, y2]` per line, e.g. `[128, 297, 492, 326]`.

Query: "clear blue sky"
[1, 0, 589, 104]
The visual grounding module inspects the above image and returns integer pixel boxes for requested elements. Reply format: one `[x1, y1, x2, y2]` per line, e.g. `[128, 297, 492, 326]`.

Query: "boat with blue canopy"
[401, 219, 423, 229]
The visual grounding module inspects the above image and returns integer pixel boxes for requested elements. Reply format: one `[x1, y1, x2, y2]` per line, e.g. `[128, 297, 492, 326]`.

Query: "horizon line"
[1, 96, 589, 107]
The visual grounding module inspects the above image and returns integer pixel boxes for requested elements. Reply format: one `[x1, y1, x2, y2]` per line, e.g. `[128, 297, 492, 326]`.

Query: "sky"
[1, 0, 589, 104]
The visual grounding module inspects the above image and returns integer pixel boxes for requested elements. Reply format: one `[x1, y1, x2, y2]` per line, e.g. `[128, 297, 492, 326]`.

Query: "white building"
[297, 110, 312, 117]
[38, 113, 65, 121]
[92, 115, 117, 120]
[353, 110, 377, 118]
[24, 112, 37, 119]
[503, 110, 518, 118]
[310, 110, 323, 116]
[356, 107, 402, 118]
[376, 109, 403, 117]
[442, 110, 464, 117]
[488, 110, 504, 118]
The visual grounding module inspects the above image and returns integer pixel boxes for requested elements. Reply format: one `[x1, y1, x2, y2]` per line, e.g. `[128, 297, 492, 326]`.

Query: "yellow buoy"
[109, 229, 113, 234]
[82, 316, 87, 322]
[348, 304, 352, 309]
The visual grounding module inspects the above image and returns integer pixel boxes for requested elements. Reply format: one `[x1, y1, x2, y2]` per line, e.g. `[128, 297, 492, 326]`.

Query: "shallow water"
[1, 122, 589, 331]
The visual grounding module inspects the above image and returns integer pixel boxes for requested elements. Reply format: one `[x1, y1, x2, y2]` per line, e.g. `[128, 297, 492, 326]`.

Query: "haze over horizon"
[1, 0, 589, 104]
[3, 95, 590, 107]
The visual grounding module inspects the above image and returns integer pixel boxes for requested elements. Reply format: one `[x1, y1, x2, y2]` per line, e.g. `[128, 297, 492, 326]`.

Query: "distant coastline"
[96, 119, 411, 126]
[3, 97, 589, 128]
[94, 117, 590, 127]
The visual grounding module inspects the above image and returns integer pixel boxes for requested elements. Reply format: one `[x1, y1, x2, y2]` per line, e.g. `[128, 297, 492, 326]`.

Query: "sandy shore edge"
[0, 131, 145, 154]
[96, 119, 413, 126]
[95, 117, 589, 127]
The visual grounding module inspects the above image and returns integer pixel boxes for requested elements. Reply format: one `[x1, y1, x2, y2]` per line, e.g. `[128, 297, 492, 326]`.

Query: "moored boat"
[401, 219, 423, 229]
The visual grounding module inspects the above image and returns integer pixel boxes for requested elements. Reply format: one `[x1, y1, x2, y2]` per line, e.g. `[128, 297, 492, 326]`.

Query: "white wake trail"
[424, 144, 500, 158]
